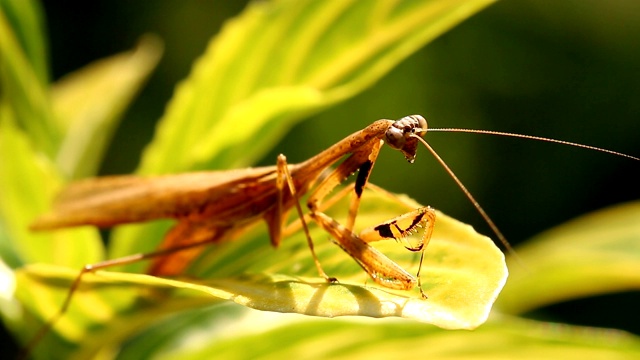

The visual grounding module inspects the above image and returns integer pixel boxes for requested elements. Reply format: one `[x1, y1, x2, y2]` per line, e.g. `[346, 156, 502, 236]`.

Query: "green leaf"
[14, 189, 506, 359]
[6, 1, 503, 358]
[0, 0, 49, 83]
[121, 310, 640, 360]
[137, 0, 497, 175]
[496, 201, 640, 315]
[0, 107, 103, 268]
[0, 6, 59, 156]
[52, 36, 163, 179]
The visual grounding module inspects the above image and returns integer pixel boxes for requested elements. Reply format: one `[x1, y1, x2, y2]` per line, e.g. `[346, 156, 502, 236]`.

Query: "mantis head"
[385, 115, 428, 163]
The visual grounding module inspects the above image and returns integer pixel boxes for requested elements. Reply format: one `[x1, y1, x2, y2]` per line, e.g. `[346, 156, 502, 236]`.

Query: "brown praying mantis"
[23, 114, 639, 356]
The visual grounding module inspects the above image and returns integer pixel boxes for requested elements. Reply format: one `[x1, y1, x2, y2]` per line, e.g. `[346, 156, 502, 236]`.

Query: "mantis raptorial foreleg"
[311, 205, 435, 298]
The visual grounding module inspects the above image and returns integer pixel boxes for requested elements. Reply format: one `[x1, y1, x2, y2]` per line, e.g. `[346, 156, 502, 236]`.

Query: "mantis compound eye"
[412, 115, 428, 138]
[385, 125, 407, 150]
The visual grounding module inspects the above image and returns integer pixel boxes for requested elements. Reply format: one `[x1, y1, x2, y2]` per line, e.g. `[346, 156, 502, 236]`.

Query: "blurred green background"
[6, 0, 639, 354]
